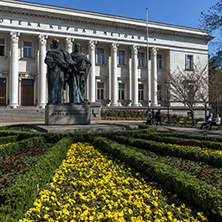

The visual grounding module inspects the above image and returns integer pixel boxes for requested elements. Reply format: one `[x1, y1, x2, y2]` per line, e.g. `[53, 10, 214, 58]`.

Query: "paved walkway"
[0, 119, 222, 137]
[92, 120, 222, 137]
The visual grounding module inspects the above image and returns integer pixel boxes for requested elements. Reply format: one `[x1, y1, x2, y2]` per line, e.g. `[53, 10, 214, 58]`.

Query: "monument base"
[45, 104, 90, 125]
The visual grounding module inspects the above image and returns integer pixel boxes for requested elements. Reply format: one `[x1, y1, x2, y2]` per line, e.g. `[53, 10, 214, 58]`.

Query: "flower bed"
[133, 133, 222, 151]
[131, 146, 222, 190]
[0, 137, 73, 222]
[94, 137, 222, 220]
[20, 142, 207, 222]
[112, 135, 222, 168]
[0, 143, 53, 193]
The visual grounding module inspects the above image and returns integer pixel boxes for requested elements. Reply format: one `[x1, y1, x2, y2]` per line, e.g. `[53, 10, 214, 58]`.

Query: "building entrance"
[0, 78, 6, 106]
[21, 79, 34, 106]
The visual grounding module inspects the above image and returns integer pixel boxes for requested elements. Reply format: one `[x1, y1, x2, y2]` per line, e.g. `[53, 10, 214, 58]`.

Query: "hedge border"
[0, 137, 73, 222]
[93, 136, 222, 220]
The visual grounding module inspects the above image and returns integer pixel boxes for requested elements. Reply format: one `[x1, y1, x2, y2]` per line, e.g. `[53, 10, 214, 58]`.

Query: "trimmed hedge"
[155, 130, 222, 143]
[133, 133, 222, 151]
[93, 136, 222, 220]
[0, 135, 19, 145]
[112, 135, 222, 168]
[0, 137, 73, 222]
[0, 137, 46, 157]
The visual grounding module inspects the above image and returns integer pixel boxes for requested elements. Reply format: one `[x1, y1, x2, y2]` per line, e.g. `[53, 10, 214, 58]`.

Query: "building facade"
[0, 0, 213, 114]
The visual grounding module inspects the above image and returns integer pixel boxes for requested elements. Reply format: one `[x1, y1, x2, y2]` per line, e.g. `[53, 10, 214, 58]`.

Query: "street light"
[165, 81, 170, 124]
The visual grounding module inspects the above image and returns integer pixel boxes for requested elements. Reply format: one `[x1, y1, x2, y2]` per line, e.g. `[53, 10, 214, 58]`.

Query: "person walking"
[151, 109, 155, 124]
[146, 109, 152, 125]
[156, 109, 162, 125]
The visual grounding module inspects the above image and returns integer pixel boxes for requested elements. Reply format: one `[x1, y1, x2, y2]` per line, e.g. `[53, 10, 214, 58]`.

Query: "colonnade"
[8, 32, 158, 108]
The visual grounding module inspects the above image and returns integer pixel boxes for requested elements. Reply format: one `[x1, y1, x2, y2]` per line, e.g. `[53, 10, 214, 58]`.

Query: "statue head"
[74, 43, 81, 53]
[52, 39, 59, 49]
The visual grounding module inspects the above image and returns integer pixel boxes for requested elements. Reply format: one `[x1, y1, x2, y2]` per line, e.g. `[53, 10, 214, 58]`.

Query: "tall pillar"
[111, 42, 118, 106]
[38, 34, 47, 108]
[65, 37, 74, 103]
[151, 47, 158, 106]
[89, 40, 96, 103]
[9, 32, 19, 108]
[132, 45, 139, 106]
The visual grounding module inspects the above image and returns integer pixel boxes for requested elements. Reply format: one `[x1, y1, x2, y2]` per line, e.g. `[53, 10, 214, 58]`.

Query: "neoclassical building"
[0, 0, 213, 113]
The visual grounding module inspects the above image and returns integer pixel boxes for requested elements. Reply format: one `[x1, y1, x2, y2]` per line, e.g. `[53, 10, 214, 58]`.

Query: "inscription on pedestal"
[45, 104, 90, 125]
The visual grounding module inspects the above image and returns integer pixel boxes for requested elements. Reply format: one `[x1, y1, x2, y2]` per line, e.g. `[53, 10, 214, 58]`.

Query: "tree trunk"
[205, 104, 207, 122]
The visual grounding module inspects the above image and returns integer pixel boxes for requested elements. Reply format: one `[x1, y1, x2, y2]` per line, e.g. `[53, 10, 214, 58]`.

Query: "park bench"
[162, 118, 182, 126]
[180, 119, 198, 128]
[204, 123, 222, 130]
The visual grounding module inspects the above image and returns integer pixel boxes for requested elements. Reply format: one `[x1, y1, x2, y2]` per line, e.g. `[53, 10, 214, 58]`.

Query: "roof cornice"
[0, 0, 214, 41]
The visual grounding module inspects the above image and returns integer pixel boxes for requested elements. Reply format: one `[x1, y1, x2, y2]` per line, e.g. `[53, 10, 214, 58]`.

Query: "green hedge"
[0, 137, 46, 157]
[133, 133, 222, 151]
[112, 135, 222, 168]
[0, 137, 73, 222]
[0, 135, 19, 145]
[155, 130, 222, 143]
[101, 109, 147, 118]
[93, 136, 222, 220]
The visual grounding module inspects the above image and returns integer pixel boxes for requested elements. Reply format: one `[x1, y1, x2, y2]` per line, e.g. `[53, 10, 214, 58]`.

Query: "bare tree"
[200, 1, 222, 33]
[199, 1, 222, 54]
[159, 64, 209, 123]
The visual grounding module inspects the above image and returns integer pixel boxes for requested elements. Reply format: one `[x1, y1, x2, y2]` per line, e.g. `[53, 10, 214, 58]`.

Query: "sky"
[20, 0, 221, 55]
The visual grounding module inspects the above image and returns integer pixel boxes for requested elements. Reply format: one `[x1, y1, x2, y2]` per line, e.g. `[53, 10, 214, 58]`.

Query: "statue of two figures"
[44, 39, 91, 105]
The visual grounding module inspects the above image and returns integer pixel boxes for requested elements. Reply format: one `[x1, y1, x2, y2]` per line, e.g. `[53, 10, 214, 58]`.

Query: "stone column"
[151, 47, 158, 106]
[38, 34, 47, 108]
[111, 42, 118, 106]
[65, 37, 74, 103]
[89, 40, 96, 103]
[132, 45, 139, 106]
[9, 32, 19, 108]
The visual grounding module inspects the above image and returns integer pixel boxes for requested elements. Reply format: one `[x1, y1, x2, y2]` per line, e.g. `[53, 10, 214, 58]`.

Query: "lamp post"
[146, 8, 149, 108]
[166, 81, 170, 124]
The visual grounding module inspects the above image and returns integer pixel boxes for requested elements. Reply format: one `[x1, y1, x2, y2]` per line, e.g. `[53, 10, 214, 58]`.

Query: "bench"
[162, 118, 182, 126]
[180, 119, 198, 128]
[205, 123, 222, 130]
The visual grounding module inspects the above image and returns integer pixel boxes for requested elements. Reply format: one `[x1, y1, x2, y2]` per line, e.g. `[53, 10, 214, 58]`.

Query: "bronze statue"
[45, 40, 91, 105]
[67, 43, 91, 104]
[44, 39, 69, 104]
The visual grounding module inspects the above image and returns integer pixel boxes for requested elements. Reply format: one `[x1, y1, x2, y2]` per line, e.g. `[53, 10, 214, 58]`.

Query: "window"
[157, 54, 162, 68]
[0, 39, 5, 56]
[138, 84, 144, 100]
[23, 41, 32, 58]
[185, 55, 193, 70]
[118, 50, 125, 65]
[97, 82, 104, 100]
[138, 52, 144, 67]
[97, 48, 104, 64]
[118, 83, 125, 100]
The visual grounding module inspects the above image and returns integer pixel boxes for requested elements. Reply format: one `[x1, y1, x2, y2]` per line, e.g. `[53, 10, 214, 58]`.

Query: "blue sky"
[21, 0, 220, 55]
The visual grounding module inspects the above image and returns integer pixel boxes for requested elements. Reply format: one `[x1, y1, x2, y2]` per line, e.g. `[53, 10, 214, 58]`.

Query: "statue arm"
[44, 52, 56, 69]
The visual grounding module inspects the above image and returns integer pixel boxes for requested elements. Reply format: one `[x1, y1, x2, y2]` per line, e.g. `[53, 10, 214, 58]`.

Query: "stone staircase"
[0, 106, 45, 124]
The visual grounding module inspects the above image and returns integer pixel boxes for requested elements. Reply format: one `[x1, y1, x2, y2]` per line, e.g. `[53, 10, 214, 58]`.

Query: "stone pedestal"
[45, 104, 90, 125]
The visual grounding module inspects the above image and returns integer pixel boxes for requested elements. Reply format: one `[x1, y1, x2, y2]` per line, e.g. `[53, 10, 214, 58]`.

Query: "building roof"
[0, 0, 214, 42]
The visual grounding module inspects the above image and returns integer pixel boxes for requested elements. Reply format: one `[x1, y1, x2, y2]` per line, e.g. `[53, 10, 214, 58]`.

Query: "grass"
[0, 124, 37, 132]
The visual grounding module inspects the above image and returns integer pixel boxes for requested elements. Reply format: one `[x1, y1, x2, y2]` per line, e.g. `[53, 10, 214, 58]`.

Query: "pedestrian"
[151, 109, 155, 124]
[156, 109, 162, 125]
[146, 109, 152, 125]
